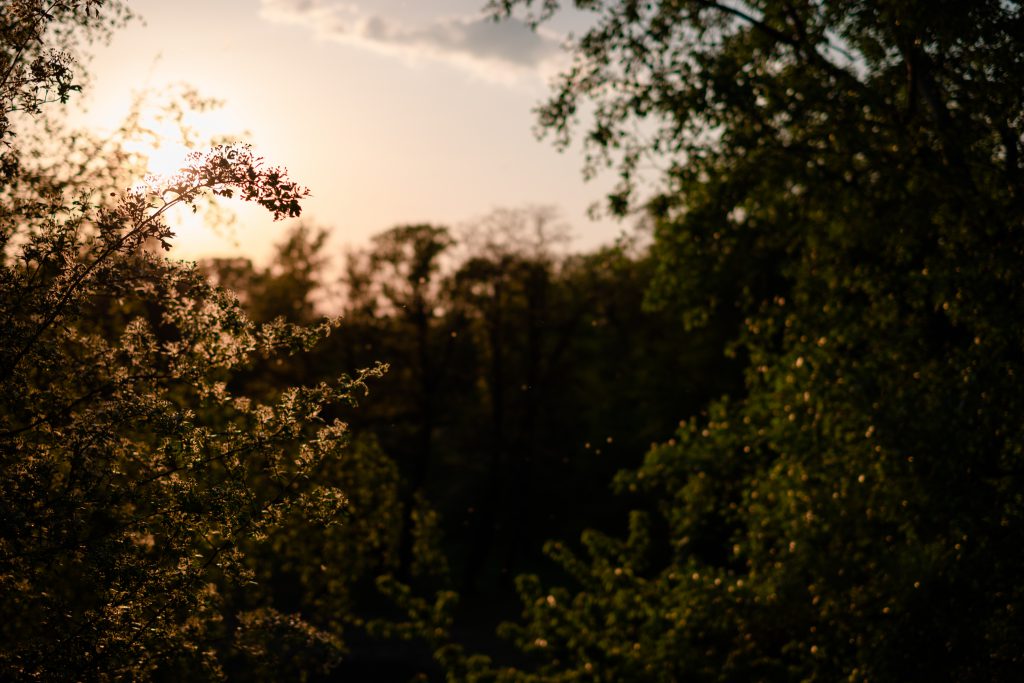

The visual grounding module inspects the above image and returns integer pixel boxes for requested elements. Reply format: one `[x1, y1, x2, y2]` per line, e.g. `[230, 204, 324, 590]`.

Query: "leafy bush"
[0, 2, 383, 678]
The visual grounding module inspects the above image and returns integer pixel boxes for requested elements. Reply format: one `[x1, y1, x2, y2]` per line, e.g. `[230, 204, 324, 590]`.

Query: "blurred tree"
[353, 210, 740, 669]
[208, 208, 735, 671]
[451, 210, 567, 592]
[422, 0, 1024, 680]
[203, 224, 460, 679]
[348, 224, 459, 580]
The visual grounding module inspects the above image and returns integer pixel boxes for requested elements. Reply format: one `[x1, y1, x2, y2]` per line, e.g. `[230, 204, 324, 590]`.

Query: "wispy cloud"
[259, 0, 565, 83]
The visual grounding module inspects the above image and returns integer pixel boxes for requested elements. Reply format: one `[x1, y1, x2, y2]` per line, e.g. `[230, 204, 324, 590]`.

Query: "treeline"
[197, 215, 742, 675]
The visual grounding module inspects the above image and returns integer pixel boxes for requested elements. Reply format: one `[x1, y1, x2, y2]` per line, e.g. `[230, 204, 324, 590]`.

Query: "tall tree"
[338, 225, 460, 580]
[428, 1, 1024, 679]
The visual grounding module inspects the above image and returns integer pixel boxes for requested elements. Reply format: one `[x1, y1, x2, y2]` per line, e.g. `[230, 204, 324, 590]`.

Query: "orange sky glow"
[74, 0, 626, 266]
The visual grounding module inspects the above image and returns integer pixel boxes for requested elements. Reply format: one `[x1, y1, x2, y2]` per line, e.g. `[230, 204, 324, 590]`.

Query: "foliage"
[323, 212, 737, 600]
[0, 0, 132, 176]
[9, 0, 1019, 679]
[432, 0, 1024, 680]
[198, 211, 738, 676]
[0, 2, 385, 679]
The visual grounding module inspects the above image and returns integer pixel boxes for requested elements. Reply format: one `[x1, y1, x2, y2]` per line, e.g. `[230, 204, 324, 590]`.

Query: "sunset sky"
[76, 0, 624, 264]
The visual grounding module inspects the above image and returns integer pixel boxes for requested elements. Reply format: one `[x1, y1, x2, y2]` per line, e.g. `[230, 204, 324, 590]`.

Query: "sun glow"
[123, 97, 244, 178]
[111, 97, 280, 262]
[136, 134, 193, 178]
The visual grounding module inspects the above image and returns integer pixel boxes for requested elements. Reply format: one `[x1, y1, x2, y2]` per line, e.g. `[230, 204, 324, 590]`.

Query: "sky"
[74, 0, 625, 265]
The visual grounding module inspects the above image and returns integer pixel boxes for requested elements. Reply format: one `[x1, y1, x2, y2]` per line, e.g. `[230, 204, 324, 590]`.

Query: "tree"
[339, 224, 459, 581]
[446, 207, 737, 594]
[431, 1, 1024, 680]
[0, 2, 382, 678]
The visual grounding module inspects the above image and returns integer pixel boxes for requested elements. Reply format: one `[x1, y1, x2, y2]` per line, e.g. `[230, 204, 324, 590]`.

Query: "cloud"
[259, 0, 565, 82]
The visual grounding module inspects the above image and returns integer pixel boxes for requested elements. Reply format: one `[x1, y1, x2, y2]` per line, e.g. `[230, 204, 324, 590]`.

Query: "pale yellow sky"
[74, 0, 626, 265]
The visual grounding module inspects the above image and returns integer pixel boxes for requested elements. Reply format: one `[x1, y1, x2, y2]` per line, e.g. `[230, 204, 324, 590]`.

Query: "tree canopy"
[3, 0, 1024, 679]
[416, 1, 1024, 679]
